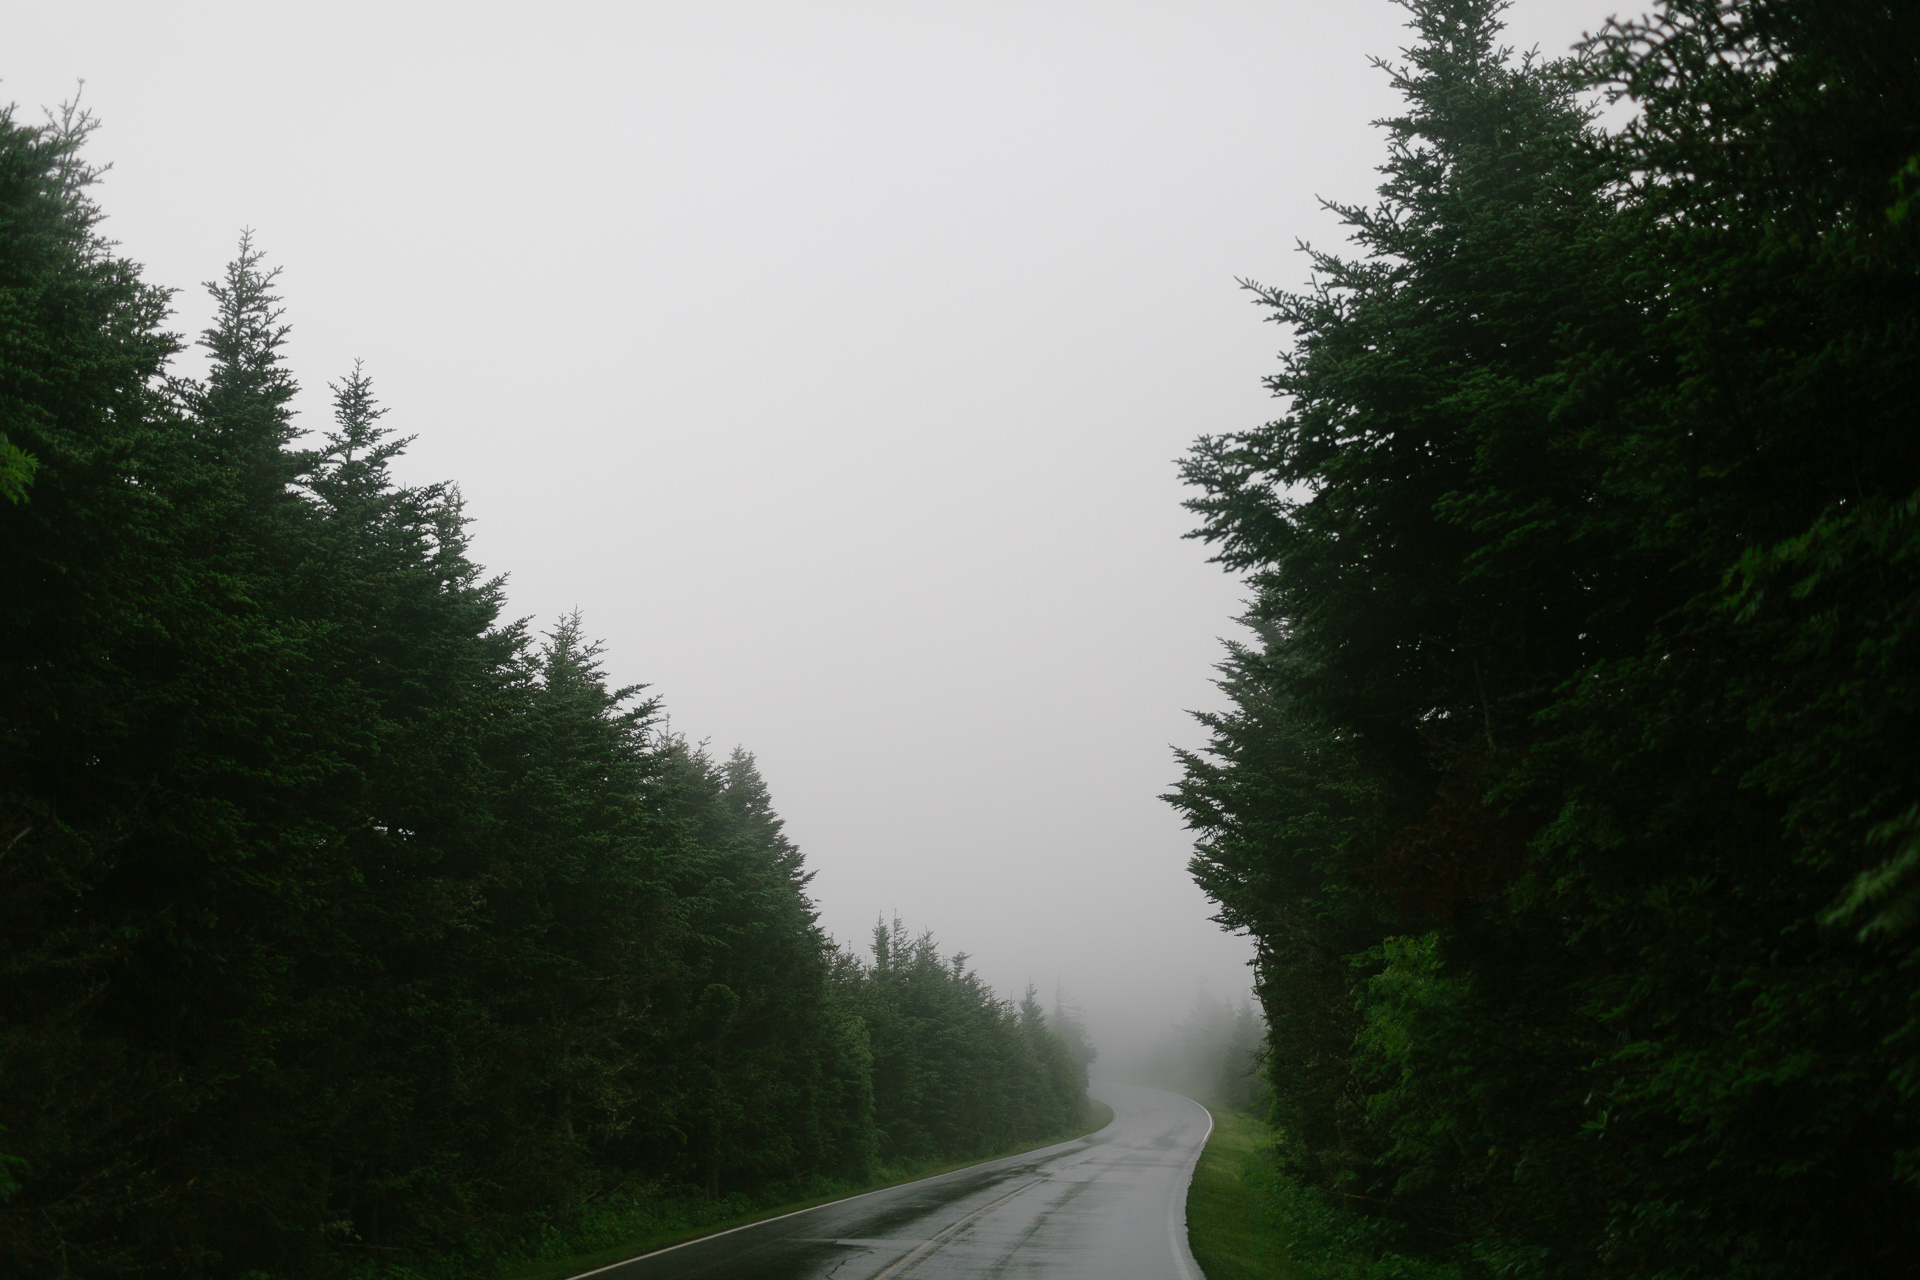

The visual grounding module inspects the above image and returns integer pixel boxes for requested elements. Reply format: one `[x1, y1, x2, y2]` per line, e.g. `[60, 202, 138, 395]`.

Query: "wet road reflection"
[578, 1084, 1211, 1280]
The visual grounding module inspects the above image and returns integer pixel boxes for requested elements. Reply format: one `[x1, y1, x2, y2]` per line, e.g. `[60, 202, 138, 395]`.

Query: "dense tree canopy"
[0, 102, 1089, 1278]
[1172, 0, 1920, 1275]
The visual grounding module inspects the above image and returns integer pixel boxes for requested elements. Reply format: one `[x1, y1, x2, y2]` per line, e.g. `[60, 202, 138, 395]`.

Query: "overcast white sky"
[11, 0, 1615, 1066]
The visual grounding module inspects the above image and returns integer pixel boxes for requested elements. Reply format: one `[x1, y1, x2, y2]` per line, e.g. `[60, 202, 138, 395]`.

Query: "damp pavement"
[575, 1083, 1213, 1280]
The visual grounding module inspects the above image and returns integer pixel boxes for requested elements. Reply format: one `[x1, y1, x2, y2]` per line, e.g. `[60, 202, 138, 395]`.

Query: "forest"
[0, 107, 1091, 1276]
[1170, 0, 1920, 1276]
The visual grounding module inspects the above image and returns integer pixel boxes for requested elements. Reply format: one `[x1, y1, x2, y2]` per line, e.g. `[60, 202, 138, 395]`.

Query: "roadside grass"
[1186, 1108, 1295, 1280]
[1186, 1108, 1463, 1280]
[485, 1100, 1118, 1280]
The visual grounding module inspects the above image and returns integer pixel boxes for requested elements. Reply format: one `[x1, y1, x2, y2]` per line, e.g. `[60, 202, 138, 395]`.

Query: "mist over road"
[584, 1083, 1211, 1280]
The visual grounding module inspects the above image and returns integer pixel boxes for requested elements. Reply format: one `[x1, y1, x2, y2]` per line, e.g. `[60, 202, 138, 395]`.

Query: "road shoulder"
[1184, 1107, 1294, 1280]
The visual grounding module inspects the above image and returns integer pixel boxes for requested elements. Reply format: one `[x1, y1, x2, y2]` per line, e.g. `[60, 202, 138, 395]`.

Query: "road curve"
[576, 1083, 1213, 1280]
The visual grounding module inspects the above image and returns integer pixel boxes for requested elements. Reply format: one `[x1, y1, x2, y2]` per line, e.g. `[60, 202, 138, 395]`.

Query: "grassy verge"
[491, 1100, 1117, 1280]
[1186, 1108, 1295, 1280]
[1185, 1108, 1463, 1280]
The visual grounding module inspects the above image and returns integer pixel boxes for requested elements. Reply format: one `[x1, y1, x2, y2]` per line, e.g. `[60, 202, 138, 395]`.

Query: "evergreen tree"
[839, 920, 1086, 1162]
[1174, 0, 1920, 1274]
[1, 94, 1095, 1279]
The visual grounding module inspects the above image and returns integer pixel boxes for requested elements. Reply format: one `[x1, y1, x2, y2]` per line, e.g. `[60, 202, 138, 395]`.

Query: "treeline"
[847, 923, 1090, 1165]
[0, 106, 1086, 1277]
[1170, 1, 1918, 1277]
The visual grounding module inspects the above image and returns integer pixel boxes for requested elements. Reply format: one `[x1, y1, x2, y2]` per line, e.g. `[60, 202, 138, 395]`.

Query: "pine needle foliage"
[0, 105, 1087, 1278]
[1172, 1, 1920, 1275]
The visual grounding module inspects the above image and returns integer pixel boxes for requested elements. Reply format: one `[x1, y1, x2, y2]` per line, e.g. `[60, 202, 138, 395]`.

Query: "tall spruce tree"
[1174, 0, 1920, 1275]
[0, 96, 190, 1275]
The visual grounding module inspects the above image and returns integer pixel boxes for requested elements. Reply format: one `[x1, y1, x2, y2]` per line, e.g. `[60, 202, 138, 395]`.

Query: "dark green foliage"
[0, 103, 1085, 1277]
[1171, 1, 1920, 1276]
[837, 922, 1086, 1163]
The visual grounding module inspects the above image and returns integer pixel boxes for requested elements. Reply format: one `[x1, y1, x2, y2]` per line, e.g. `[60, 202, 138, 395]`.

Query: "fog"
[11, 0, 1607, 1067]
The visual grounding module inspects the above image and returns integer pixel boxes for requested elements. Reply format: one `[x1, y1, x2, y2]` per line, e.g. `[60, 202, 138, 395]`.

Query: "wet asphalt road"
[578, 1083, 1212, 1280]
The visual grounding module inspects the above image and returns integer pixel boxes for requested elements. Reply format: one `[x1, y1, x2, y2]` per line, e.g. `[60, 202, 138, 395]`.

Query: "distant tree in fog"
[1139, 991, 1265, 1112]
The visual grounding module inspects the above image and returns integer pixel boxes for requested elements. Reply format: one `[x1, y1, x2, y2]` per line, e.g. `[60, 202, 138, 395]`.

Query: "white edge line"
[1169, 1094, 1215, 1280]
[563, 1124, 1107, 1280]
